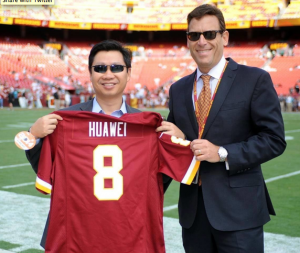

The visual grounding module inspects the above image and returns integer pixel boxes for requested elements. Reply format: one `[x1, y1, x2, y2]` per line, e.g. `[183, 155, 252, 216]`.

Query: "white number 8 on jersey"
[93, 145, 123, 201]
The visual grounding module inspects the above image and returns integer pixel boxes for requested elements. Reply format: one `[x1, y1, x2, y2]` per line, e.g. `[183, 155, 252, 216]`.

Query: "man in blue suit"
[157, 4, 286, 253]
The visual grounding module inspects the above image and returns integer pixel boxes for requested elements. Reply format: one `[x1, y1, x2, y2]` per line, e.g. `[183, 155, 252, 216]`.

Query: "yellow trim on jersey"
[181, 157, 200, 185]
[36, 177, 52, 194]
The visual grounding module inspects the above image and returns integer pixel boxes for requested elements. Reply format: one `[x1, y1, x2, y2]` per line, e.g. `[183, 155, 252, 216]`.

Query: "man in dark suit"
[26, 40, 140, 248]
[157, 4, 286, 253]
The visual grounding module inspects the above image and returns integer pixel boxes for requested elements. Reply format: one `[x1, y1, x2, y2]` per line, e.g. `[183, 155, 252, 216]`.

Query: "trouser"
[182, 186, 264, 253]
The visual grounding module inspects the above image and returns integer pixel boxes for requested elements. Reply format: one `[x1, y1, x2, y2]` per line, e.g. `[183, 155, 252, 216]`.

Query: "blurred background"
[0, 0, 299, 112]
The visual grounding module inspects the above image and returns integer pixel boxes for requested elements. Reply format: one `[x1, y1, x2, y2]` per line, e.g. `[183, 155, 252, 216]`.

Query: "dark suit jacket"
[166, 58, 286, 231]
[25, 99, 140, 248]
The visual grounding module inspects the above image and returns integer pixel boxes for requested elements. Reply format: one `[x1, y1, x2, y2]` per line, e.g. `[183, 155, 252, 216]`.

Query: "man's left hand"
[190, 139, 220, 163]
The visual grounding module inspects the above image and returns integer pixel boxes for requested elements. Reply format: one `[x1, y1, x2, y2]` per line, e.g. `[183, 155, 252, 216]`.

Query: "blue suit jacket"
[166, 58, 286, 231]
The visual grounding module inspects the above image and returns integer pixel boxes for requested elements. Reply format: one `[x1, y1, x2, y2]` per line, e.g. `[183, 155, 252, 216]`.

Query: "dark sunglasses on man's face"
[186, 30, 223, 41]
[92, 64, 127, 73]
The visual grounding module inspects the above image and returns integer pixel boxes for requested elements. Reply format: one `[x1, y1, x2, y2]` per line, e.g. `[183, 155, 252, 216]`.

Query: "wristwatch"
[29, 127, 38, 139]
[218, 146, 228, 162]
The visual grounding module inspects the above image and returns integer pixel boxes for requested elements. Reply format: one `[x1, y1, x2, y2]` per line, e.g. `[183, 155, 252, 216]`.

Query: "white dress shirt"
[92, 97, 127, 117]
[192, 56, 227, 106]
[192, 56, 230, 175]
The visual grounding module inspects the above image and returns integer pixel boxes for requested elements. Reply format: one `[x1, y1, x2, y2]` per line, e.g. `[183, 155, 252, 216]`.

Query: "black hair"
[88, 40, 132, 74]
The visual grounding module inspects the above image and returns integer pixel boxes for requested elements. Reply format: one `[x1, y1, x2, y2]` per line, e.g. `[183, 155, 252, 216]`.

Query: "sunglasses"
[186, 30, 223, 41]
[92, 64, 127, 73]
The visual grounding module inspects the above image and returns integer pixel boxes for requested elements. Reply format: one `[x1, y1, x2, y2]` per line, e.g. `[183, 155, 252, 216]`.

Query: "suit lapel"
[202, 58, 238, 138]
[185, 71, 199, 138]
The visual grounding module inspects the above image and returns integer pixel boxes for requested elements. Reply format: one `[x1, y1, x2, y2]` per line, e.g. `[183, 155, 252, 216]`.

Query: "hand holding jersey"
[156, 121, 186, 139]
[190, 139, 221, 162]
[157, 123, 224, 163]
[30, 114, 63, 139]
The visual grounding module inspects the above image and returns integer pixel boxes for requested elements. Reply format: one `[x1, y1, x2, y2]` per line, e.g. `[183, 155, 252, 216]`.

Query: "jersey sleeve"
[158, 133, 199, 185]
[35, 134, 55, 195]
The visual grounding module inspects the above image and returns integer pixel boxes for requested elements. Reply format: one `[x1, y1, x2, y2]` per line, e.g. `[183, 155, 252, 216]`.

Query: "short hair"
[187, 4, 226, 32]
[88, 40, 132, 74]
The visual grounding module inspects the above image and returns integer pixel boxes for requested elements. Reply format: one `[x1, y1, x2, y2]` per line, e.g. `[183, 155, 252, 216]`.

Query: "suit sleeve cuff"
[29, 127, 40, 146]
[225, 160, 230, 170]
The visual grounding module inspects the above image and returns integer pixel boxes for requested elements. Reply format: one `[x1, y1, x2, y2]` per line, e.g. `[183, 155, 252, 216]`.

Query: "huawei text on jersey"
[89, 121, 127, 137]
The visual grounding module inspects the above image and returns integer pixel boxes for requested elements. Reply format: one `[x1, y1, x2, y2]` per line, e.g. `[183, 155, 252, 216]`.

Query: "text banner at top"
[0, 16, 13, 24]
[1, 0, 54, 5]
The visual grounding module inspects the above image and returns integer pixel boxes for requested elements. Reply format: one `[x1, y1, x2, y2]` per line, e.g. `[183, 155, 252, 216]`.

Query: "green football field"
[0, 108, 299, 252]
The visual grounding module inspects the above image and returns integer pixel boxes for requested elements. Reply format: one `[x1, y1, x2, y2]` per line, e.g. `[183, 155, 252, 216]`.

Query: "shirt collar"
[92, 97, 127, 116]
[196, 56, 226, 81]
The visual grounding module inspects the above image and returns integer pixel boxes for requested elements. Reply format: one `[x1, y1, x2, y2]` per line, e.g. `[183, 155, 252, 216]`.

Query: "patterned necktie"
[198, 75, 212, 131]
[197, 75, 211, 186]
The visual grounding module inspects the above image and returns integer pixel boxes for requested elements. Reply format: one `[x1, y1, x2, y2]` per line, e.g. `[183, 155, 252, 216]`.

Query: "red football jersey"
[36, 111, 199, 253]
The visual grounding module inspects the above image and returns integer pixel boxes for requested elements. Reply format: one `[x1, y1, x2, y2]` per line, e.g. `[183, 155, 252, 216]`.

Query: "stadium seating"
[0, 40, 70, 92]
[218, 0, 282, 21]
[267, 55, 300, 94]
[0, 42, 43, 55]
[1, 37, 299, 96]
[293, 44, 300, 56]
[0, 0, 297, 24]
[230, 56, 266, 68]
[126, 57, 194, 91]
[281, 0, 300, 19]
[224, 42, 265, 57]
[0, 5, 50, 20]
[2, 54, 68, 77]
[0, 56, 36, 89]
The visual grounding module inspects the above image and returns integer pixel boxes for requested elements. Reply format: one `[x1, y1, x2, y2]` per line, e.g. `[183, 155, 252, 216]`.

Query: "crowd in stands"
[1, 76, 299, 113]
[0, 37, 300, 112]
[278, 84, 300, 112]
[0, 80, 78, 110]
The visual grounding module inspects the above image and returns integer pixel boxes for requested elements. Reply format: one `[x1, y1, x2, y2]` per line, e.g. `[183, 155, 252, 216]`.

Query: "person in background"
[53, 86, 61, 110]
[0, 84, 5, 108]
[8, 87, 15, 110]
[64, 91, 71, 107]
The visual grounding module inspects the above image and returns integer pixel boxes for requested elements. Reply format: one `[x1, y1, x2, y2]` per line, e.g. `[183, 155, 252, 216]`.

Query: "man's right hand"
[155, 121, 186, 139]
[30, 114, 63, 138]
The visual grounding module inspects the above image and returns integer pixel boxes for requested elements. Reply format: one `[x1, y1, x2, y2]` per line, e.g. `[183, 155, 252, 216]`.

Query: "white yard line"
[2, 182, 35, 189]
[265, 170, 300, 183]
[0, 190, 48, 252]
[0, 128, 21, 131]
[285, 129, 300, 133]
[9, 246, 34, 253]
[0, 250, 14, 253]
[164, 170, 300, 212]
[0, 140, 13, 143]
[163, 204, 178, 212]
[0, 164, 30, 170]
[0, 190, 299, 253]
